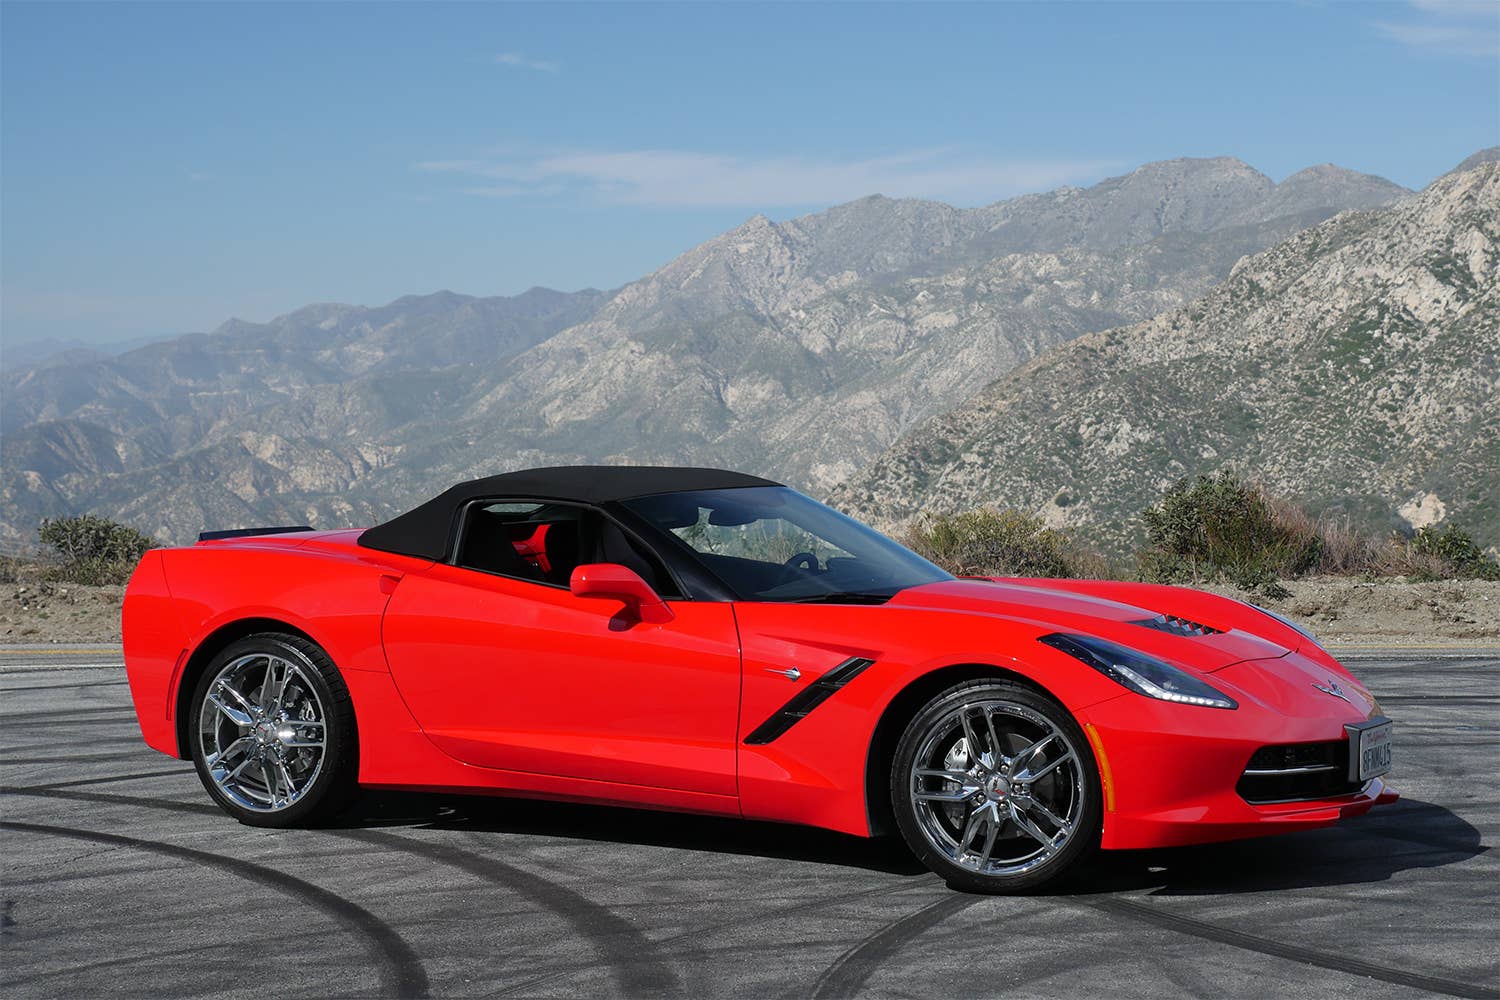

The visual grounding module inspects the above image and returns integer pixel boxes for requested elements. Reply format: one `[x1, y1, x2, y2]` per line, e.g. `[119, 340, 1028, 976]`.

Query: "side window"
[457, 501, 582, 587]
[455, 500, 680, 598]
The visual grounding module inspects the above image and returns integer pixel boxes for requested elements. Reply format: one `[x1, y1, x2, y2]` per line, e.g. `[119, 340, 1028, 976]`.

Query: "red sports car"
[122, 466, 1397, 892]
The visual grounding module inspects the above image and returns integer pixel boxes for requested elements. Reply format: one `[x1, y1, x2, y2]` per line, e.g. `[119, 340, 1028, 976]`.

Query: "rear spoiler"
[197, 525, 315, 543]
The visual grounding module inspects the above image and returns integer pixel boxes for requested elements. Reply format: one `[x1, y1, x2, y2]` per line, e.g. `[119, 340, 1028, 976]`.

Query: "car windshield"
[622, 486, 952, 602]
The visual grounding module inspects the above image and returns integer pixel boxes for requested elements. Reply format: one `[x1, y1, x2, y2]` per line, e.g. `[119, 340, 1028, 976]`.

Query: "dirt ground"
[2, 575, 1498, 647]
[1200, 576, 1500, 647]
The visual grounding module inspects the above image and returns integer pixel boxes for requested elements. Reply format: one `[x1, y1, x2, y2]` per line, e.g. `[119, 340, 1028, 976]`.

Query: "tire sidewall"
[189, 634, 356, 828]
[890, 679, 1102, 893]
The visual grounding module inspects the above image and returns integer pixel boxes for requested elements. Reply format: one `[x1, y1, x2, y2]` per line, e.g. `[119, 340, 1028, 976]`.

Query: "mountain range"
[0, 153, 1449, 548]
[835, 156, 1499, 553]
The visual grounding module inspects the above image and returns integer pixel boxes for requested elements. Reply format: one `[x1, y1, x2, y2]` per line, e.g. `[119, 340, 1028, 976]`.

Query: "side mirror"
[569, 563, 674, 624]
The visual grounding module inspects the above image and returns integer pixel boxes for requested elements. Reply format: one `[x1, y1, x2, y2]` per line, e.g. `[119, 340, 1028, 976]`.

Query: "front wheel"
[891, 679, 1101, 893]
[189, 633, 357, 828]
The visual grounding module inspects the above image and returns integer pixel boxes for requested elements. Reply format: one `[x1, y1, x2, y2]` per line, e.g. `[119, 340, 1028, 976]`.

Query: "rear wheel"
[189, 633, 356, 827]
[891, 679, 1100, 893]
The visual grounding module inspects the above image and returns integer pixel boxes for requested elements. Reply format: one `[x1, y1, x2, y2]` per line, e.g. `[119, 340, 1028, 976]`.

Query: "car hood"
[889, 578, 1290, 674]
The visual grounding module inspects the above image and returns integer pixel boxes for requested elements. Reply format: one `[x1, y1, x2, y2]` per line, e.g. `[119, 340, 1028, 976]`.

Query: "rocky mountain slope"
[834, 157, 1499, 553]
[1, 156, 1409, 545]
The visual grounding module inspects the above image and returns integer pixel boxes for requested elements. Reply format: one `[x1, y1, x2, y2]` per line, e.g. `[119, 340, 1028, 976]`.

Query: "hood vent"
[1134, 614, 1223, 637]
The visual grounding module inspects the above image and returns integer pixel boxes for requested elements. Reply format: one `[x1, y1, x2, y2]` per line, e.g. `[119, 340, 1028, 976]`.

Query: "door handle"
[765, 667, 801, 681]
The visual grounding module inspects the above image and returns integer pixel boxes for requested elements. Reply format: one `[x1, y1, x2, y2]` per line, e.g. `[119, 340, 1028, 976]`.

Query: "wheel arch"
[172, 617, 322, 760]
[863, 662, 1068, 837]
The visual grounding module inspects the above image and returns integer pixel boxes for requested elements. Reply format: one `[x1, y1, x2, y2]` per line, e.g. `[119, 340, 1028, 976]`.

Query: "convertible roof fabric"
[357, 465, 781, 560]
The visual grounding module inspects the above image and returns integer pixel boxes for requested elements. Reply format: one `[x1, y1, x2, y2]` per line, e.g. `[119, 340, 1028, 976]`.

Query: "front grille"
[1134, 614, 1223, 637]
[1236, 740, 1364, 803]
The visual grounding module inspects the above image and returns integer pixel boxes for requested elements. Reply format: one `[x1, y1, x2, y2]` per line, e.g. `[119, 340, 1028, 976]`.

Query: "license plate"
[1346, 718, 1393, 782]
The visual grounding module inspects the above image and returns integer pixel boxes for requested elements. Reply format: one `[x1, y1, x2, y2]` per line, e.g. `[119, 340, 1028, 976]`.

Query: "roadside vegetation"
[904, 507, 1114, 580]
[0, 515, 156, 587]
[911, 471, 1500, 598]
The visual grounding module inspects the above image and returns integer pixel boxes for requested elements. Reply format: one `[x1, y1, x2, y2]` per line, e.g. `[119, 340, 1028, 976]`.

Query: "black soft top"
[357, 465, 780, 560]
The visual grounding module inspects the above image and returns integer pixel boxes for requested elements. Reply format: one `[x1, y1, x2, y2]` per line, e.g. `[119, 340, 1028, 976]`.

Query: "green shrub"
[1140, 472, 1320, 597]
[37, 515, 155, 585]
[905, 507, 1104, 579]
[1411, 523, 1500, 581]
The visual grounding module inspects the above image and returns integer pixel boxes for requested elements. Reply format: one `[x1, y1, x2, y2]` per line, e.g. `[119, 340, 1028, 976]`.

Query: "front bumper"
[1077, 656, 1399, 850]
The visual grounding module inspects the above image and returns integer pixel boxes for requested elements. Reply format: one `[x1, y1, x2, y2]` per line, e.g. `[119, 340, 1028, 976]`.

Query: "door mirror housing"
[569, 563, 675, 624]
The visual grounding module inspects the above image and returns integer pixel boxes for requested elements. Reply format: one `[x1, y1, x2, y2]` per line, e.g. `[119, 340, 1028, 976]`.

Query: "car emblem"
[1313, 679, 1353, 705]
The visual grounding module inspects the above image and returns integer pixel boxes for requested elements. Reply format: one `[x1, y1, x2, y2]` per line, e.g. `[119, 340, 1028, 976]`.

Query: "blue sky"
[3, 1, 1497, 347]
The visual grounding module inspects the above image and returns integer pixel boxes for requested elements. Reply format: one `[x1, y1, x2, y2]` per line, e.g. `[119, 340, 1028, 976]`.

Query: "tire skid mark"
[809, 893, 981, 999]
[6, 784, 683, 997]
[0, 705, 138, 723]
[0, 736, 146, 753]
[2, 933, 303, 988]
[0, 752, 157, 765]
[0, 680, 129, 693]
[1083, 897, 1500, 999]
[28, 769, 192, 790]
[343, 827, 683, 997]
[2, 820, 431, 999]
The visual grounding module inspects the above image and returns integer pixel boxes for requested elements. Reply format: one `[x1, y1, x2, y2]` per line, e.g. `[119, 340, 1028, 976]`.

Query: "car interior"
[456, 501, 680, 597]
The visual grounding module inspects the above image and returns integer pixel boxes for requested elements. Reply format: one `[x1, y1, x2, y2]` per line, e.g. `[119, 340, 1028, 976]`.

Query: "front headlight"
[1249, 603, 1321, 648]
[1038, 633, 1238, 709]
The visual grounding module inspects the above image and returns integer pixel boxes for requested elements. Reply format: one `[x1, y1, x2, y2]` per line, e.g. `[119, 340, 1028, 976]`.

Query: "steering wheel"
[783, 551, 819, 573]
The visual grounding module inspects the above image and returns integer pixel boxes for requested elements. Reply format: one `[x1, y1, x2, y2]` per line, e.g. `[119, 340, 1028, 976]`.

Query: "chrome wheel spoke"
[226, 753, 260, 782]
[1027, 798, 1074, 837]
[1009, 804, 1060, 851]
[982, 711, 1005, 767]
[1008, 733, 1059, 775]
[207, 736, 253, 769]
[264, 658, 293, 714]
[958, 710, 986, 768]
[276, 760, 299, 803]
[261, 760, 280, 807]
[1014, 750, 1075, 784]
[958, 805, 988, 854]
[957, 803, 1003, 869]
[207, 690, 255, 729]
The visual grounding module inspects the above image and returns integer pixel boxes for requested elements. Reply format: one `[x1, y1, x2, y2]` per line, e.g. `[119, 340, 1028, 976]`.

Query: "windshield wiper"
[779, 592, 893, 605]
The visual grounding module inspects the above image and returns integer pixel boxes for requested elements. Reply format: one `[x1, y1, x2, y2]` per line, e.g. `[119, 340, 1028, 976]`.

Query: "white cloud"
[494, 51, 558, 72]
[417, 148, 1119, 208]
[1374, 0, 1499, 57]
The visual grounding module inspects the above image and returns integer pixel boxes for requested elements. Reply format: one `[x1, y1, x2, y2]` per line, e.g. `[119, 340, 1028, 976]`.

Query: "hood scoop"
[1133, 614, 1223, 637]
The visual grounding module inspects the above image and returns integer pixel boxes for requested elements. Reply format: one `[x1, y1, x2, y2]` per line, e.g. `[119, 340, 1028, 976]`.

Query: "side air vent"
[1134, 614, 1223, 637]
[743, 657, 876, 745]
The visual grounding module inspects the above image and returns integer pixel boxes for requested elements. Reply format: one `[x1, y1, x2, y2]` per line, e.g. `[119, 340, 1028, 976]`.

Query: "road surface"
[2, 645, 1496, 998]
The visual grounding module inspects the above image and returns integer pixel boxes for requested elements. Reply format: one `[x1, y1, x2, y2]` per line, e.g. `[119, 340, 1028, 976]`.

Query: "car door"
[380, 501, 742, 797]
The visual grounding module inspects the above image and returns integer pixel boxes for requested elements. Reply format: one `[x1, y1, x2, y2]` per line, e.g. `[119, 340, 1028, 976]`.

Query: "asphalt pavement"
[1, 645, 1496, 999]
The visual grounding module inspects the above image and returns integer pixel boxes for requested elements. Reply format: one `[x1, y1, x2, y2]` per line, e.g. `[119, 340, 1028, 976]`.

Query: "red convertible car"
[122, 466, 1396, 892]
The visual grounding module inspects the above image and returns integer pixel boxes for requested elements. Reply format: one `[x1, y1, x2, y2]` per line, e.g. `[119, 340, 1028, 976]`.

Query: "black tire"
[890, 678, 1101, 893]
[189, 633, 357, 828]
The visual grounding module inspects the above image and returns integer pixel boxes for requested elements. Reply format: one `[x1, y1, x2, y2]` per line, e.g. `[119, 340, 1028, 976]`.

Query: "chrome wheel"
[908, 699, 1086, 877]
[197, 652, 328, 812]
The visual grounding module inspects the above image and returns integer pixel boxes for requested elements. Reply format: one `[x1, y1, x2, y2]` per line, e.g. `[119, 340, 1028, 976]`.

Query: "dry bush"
[1139, 473, 1319, 597]
[905, 507, 1111, 580]
[36, 514, 155, 585]
[1141, 475, 1497, 593]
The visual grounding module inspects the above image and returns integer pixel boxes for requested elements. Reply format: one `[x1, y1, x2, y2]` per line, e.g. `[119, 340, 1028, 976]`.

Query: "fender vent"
[1134, 614, 1223, 637]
